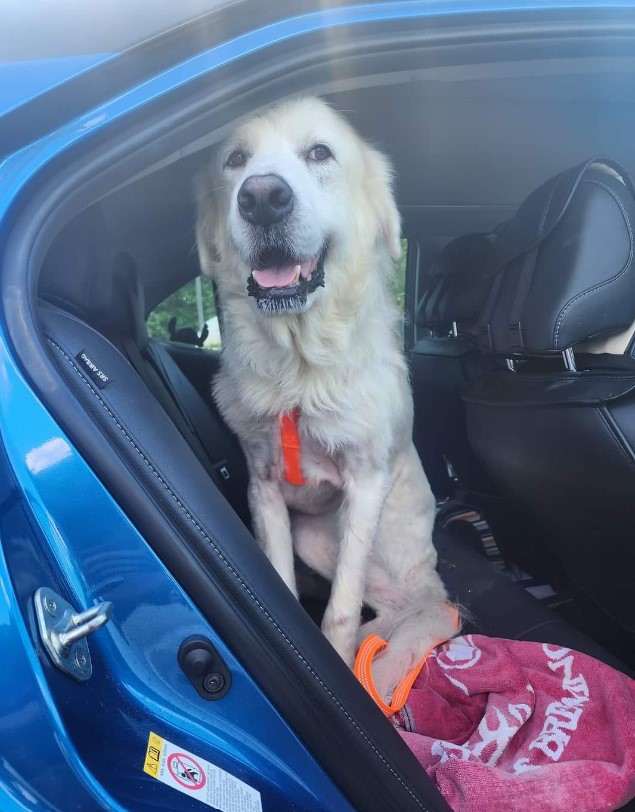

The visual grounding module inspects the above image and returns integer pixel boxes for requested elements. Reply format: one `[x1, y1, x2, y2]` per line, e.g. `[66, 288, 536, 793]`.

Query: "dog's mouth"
[247, 246, 326, 314]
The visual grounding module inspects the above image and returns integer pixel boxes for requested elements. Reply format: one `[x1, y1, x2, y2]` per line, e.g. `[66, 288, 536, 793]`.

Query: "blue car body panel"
[1, 2, 634, 809]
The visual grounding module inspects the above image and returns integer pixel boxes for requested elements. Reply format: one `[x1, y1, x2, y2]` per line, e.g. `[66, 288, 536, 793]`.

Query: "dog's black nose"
[237, 174, 294, 226]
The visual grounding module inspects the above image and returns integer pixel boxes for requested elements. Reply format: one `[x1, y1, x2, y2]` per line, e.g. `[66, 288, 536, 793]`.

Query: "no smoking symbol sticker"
[144, 732, 262, 810]
[168, 752, 206, 790]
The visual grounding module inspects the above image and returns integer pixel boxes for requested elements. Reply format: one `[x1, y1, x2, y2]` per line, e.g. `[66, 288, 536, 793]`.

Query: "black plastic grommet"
[178, 636, 231, 701]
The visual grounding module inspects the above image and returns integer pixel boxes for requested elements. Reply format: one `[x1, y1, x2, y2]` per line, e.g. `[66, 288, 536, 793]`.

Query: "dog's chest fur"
[212, 284, 412, 521]
[213, 305, 411, 505]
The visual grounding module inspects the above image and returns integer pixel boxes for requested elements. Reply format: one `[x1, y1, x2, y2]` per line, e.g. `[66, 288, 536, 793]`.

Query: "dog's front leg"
[321, 468, 389, 666]
[248, 478, 297, 598]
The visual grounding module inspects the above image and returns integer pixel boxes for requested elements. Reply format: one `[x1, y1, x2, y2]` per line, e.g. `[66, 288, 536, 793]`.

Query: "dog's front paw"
[369, 607, 460, 704]
[369, 646, 416, 704]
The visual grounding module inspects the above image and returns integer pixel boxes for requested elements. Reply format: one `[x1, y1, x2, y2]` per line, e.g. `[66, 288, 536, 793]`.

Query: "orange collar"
[354, 606, 460, 716]
[279, 408, 306, 486]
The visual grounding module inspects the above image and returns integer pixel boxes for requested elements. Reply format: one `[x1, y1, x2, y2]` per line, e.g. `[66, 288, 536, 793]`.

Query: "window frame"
[403, 237, 420, 351]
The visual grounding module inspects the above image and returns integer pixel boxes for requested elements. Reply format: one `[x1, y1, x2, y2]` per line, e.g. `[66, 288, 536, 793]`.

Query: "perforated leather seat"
[464, 158, 635, 664]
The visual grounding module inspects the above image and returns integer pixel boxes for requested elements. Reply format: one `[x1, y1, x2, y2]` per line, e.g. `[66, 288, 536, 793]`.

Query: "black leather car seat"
[410, 230, 558, 580]
[411, 232, 500, 497]
[464, 157, 635, 664]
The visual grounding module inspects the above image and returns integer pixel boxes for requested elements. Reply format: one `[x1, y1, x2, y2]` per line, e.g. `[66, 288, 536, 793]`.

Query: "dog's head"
[197, 97, 401, 316]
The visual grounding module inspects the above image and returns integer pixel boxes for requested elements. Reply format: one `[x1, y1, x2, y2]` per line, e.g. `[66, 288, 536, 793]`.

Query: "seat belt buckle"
[213, 461, 231, 481]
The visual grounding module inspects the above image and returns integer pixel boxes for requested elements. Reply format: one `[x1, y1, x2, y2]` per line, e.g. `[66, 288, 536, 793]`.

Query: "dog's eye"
[307, 144, 333, 162]
[226, 149, 248, 168]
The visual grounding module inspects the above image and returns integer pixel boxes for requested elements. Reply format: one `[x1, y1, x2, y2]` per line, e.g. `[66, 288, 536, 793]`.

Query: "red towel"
[394, 635, 635, 812]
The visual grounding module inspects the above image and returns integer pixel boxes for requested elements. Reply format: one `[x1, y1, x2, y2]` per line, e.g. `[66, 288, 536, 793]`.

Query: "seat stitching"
[474, 374, 635, 383]
[46, 337, 428, 811]
[553, 179, 634, 348]
[596, 406, 635, 466]
[513, 619, 561, 640]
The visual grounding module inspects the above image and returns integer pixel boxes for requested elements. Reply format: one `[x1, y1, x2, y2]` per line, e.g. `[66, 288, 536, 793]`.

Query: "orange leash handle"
[279, 408, 306, 486]
[354, 606, 460, 717]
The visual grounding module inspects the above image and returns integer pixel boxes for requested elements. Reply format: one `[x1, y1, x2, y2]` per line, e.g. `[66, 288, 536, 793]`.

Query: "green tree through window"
[146, 276, 220, 348]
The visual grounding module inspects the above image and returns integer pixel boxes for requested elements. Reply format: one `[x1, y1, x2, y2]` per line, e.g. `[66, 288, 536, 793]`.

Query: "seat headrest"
[39, 205, 113, 319]
[478, 157, 635, 355]
[417, 232, 498, 331]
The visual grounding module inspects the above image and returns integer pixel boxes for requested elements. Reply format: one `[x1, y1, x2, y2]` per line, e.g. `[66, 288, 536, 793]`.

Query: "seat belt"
[107, 267, 250, 524]
[116, 334, 220, 480]
[145, 339, 242, 490]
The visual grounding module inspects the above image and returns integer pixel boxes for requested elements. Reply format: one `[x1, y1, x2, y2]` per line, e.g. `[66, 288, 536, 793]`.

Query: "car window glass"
[146, 275, 221, 349]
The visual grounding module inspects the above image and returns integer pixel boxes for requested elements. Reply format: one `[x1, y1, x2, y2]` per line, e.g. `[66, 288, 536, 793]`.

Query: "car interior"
[12, 25, 635, 810]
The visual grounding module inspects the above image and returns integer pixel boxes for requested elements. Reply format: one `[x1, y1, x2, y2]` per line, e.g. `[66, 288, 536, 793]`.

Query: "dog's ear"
[195, 168, 223, 275]
[362, 145, 402, 261]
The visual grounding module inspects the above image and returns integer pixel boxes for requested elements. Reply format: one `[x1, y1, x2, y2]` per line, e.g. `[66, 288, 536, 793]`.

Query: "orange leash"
[279, 408, 306, 486]
[354, 606, 460, 717]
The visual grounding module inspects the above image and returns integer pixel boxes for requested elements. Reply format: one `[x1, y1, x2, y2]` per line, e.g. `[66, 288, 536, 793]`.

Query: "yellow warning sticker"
[143, 731, 164, 778]
[143, 731, 262, 811]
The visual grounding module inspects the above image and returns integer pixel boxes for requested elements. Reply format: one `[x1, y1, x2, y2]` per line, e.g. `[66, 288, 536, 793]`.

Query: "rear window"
[146, 275, 221, 349]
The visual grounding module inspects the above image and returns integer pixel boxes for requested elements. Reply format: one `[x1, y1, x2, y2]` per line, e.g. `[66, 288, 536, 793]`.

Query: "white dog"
[197, 97, 457, 700]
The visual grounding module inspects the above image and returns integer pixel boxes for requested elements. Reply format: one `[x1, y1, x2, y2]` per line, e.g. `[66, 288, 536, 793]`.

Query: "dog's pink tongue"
[252, 264, 298, 288]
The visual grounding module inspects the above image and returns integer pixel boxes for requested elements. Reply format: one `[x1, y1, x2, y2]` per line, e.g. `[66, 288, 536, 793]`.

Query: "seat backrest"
[416, 231, 498, 337]
[38, 205, 114, 322]
[477, 157, 635, 357]
[464, 158, 635, 660]
[39, 205, 251, 527]
[411, 231, 501, 496]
